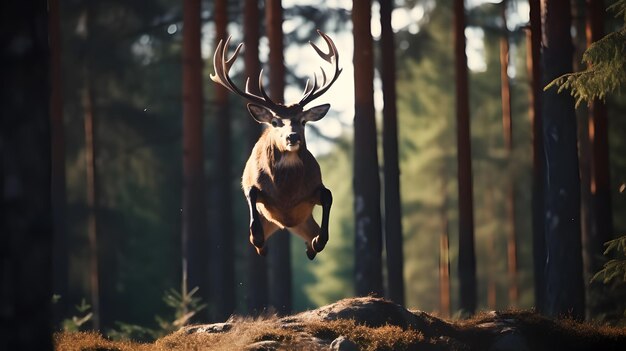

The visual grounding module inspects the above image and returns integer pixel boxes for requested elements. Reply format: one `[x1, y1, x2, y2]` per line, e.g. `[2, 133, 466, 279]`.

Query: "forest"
[2, 0, 626, 349]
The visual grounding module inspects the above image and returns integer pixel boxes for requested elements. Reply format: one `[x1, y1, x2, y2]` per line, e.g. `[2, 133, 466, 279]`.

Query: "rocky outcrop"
[175, 297, 626, 351]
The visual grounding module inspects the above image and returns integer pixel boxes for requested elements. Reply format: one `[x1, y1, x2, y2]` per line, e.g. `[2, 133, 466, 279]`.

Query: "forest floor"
[54, 296, 626, 351]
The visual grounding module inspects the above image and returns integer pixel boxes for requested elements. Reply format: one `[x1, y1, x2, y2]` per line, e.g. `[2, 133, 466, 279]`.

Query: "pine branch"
[545, 2, 626, 107]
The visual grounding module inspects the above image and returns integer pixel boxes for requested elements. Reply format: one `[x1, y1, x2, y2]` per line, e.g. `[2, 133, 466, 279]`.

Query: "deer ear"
[247, 104, 274, 124]
[302, 104, 330, 122]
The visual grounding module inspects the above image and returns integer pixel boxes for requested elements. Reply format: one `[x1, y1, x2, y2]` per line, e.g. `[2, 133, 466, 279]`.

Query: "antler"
[210, 30, 342, 113]
[297, 30, 343, 108]
[210, 36, 283, 112]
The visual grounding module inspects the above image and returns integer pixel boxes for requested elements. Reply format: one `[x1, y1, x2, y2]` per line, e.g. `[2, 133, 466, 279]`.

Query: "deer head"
[210, 30, 342, 154]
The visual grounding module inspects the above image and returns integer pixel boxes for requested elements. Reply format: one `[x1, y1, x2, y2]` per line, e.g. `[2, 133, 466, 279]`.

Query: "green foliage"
[106, 284, 207, 341]
[610, 0, 626, 22]
[593, 235, 626, 284]
[62, 299, 94, 332]
[591, 235, 626, 323]
[546, 1, 626, 106]
[157, 285, 207, 332]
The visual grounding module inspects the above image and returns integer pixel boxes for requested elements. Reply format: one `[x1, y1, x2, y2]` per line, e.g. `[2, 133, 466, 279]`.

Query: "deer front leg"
[246, 186, 265, 250]
[312, 186, 332, 253]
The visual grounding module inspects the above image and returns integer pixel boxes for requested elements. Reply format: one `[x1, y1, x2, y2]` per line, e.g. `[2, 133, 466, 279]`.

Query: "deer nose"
[286, 133, 301, 145]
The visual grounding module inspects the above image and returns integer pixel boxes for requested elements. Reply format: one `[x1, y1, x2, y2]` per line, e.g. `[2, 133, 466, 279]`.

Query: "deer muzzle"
[286, 133, 301, 151]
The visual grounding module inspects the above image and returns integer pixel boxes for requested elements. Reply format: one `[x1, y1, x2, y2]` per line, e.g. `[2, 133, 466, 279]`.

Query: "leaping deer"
[210, 30, 342, 260]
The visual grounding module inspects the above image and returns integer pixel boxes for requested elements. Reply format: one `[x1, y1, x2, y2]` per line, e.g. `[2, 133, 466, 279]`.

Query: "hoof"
[312, 236, 326, 253]
[306, 246, 317, 260]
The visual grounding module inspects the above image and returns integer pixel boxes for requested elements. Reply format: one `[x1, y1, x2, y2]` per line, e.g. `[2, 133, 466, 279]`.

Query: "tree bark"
[541, 0, 585, 319]
[49, 0, 69, 324]
[353, 0, 384, 298]
[78, 4, 101, 329]
[182, 0, 209, 318]
[499, 0, 518, 307]
[211, 0, 235, 322]
[0, 0, 53, 348]
[243, 0, 269, 315]
[379, 0, 404, 306]
[439, 175, 451, 317]
[265, 0, 292, 315]
[584, 0, 613, 319]
[527, 0, 546, 313]
[83, 77, 101, 331]
[454, 0, 477, 315]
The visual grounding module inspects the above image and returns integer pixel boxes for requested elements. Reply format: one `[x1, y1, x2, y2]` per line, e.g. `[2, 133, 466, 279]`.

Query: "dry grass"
[305, 319, 434, 351]
[456, 310, 626, 351]
[54, 310, 626, 351]
[54, 331, 150, 351]
[156, 316, 314, 350]
[56, 316, 323, 351]
[55, 317, 431, 351]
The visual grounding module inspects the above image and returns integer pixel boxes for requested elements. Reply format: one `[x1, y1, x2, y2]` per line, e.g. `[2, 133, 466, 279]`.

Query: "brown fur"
[242, 128, 323, 233]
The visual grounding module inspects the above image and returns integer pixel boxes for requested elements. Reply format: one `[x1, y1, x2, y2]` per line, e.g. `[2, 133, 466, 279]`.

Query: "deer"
[210, 30, 342, 260]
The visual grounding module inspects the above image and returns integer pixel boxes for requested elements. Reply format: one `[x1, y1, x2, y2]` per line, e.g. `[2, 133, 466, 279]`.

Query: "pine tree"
[546, 0, 626, 106]
[353, 0, 384, 297]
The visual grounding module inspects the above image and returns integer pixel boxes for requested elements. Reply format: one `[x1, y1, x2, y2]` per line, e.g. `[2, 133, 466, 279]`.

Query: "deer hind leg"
[312, 186, 332, 253]
[290, 216, 321, 260]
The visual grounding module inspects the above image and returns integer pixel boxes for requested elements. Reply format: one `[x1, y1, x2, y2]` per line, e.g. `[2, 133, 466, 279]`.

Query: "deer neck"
[264, 142, 304, 189]
[276, 150, 303, 169]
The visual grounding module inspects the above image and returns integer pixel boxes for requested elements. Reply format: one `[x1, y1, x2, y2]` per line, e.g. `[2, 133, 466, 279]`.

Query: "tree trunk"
[211, 0, 235, 322]
[439, 175, 451, 317]
[379, 0, 404, 306]
[454, 0, 477, 316]
[541, 0, 585, 319]
[79, 5, 101, 329]
[486, 176, 497, 309]
[182, 0, 209, 318]
[0, 1, 52, 348]
[527, 0, 546, 313]
[49, 0, 69, 324]
[499, 0, 518, 307]
[353, 0, 384, 298]
[265, 0, 292, 315]
[584, 0, 613, 319]
[243, 0, 269, 315]
[83, 77, 101, 331]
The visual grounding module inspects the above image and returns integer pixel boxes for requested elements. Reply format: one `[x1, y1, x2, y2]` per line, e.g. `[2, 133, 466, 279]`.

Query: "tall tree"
[499, 0, 518, 307]
[485, 175, 497, 309]
[454, 0, 477, 315]
[541, 0, 585, 319]
[265, 0, 292, 315]
[211, 0, 235, 322]
[83, 76, 101, 330]
[584, 0, 613, 318]
[182, 0, 209, 315]
[49, 0, 69, 322]
[379, 0, 404, 305]
[243, 0, 269, 315]
[439, 173, 451, 317]
[0, 0, 52, 348]
[527, 0, 546, 313]
[353, 0, 384, 297]
[79, 4, 101, 329]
